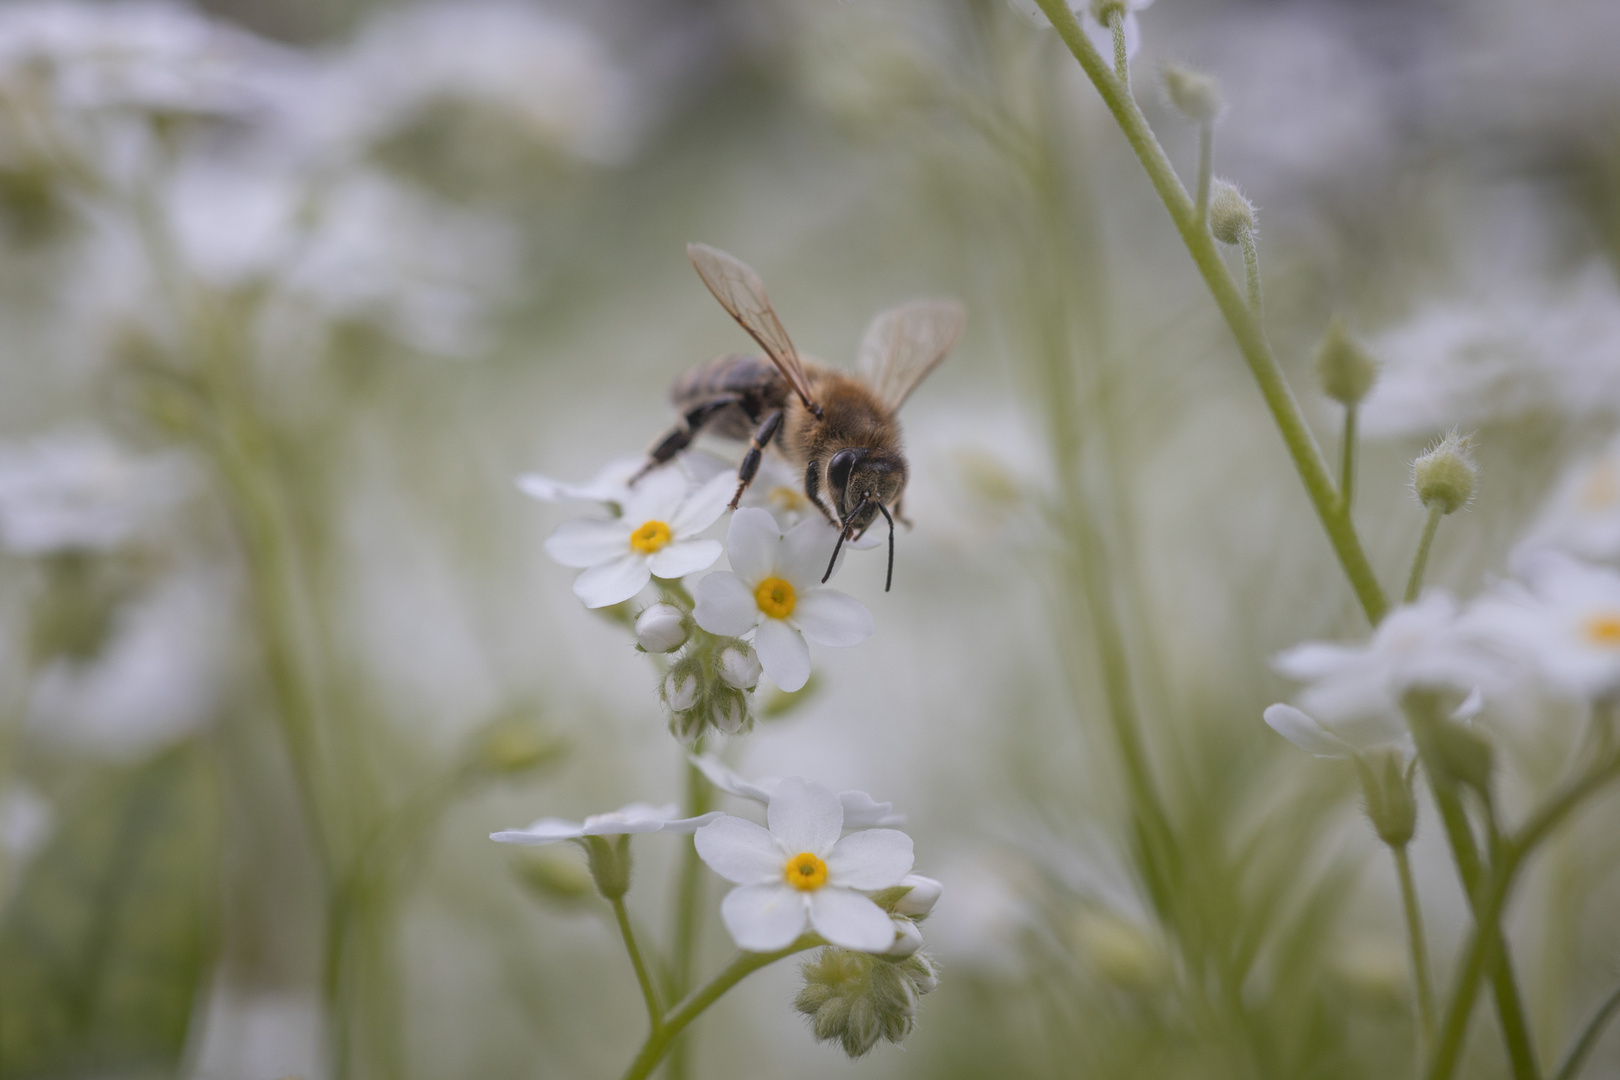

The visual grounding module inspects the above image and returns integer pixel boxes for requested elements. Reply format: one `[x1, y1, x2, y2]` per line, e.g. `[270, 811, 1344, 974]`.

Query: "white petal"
[754, 619, 810, 692]
[808, 888, 898, 952]
[1263, 703, 1353, 759]
[778, 517, 843, 588]
[886, 918, 924, 957]
[767, 777, 844, 856]
[572, 554, 651, 608]
[721, 883, 810, 951]
[544, 519, 629, 568]
[659, 811, 725, 834]
[724, 508, 780, 583]
[839, 790, 902, 828]
[825, 828, 913, 890]
[1453, 687, 1485, 720]
[646, 538, 722, 579]
[792, 589, 874, 648]
[670, 472, 735, 536]
[1082, 12, 1111, 59]
[893, 874, 943, 916]
[690, 754, 775, 804]
[1272, 642, 1359, 681]
[695, 815, 785, 884]
[580, 803, 680, 835]
[694, 572, 761, 636]
[1122, 12, 1142, 60]
[489, 817, 583, 845]
[622, 466, 689, 525]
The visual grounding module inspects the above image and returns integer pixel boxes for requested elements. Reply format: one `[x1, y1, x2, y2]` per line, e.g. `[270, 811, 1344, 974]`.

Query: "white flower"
[1465, 553, 1620, 700]
[695, 778, 914, 953]
[693, 508, 874, 692]
[717, 645, 762, 691]
[1268, 687, 1484, 759]
[1514, 434, 1620, 564]
[690, 755, 905, 828]
[544, 469, 732, 608]
[635, 602, 687, 653]
[1271, 592, 1499, 732]
[490, 802, 720, 845]
[516, 457, 643, 510]
[0, 431, 193, 555]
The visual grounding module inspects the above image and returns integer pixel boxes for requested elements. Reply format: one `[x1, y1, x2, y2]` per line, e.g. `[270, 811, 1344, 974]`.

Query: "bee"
[633, 243, 965, 591]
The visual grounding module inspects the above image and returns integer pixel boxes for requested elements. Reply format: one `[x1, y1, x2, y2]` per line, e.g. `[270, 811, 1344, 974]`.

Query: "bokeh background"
[0, 0, 1618, 1077]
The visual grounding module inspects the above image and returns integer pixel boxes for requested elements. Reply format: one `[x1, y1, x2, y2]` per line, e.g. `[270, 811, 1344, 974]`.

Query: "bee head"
[826, 447, 907, 535]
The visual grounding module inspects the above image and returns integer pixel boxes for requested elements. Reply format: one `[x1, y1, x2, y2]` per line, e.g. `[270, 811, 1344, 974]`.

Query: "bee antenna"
[876, 501, 895, 592]
[821, 500, 865, 584]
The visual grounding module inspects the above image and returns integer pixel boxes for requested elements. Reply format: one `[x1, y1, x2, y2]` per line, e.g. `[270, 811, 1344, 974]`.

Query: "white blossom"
[693, 508, 874, 692]
[690, 754, 905, 828]
[0, 431, 193, 555]
[544, 469, 732, 608]
[490, 802, 720, 846]
[695, 778, 914, 953]
[1513, 433, 1620, 564]
[516, 457, 643, 510]
[1465, 553, 1620, 700]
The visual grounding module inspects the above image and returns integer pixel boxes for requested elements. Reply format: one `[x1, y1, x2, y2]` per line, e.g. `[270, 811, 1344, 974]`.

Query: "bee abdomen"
[669, 354, 782, 411]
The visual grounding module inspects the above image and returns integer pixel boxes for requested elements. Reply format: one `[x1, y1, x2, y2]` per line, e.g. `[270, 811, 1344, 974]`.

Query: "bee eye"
[828, 449, 862, 494]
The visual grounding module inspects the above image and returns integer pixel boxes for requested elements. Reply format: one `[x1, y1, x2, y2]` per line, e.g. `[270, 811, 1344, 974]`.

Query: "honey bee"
[633, 243, 965, 591]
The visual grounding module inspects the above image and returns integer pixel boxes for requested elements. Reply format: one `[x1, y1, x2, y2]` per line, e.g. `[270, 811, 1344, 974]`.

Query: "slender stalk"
[1194, 122, 1213, 227]
[1110, 12, 1128, 83]
[613, 897, 663, 1034]
[1405, 505, 1444, 604]
[619, 939, 820, 1080]
[1340, 405, 1358, 513]
[664, 755, 714, 1079]
[1030, 0, 1388, 626]
[1552, 980, 1620, 1080]
[1239, 230, 1262, 318]
[1393, 844, 1437, 1046]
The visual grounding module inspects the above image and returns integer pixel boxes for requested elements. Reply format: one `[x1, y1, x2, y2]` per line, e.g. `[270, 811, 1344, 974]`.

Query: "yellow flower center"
[754, 576, 796, 619]
[784, 851, 828, 891]
[1583, 613, 1620, 649]
[629, 520, 672, 554]
[768, 486, 808, 514]
[1580, 461, 1619, 510]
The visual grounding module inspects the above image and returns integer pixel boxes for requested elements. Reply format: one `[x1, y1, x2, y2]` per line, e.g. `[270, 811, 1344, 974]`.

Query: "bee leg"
[730, 408, 784, 509]
[893, 496, 913, 529]
[804, 460, 838, 524]
[632, 395, 741, 484]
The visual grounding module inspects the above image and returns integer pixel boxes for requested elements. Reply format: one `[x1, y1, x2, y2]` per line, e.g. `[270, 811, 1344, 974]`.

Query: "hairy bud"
[794, 948, 940, 1058]
[579, 834, 632, 900]
[1313, 317, 1381, 407]
[635, 602, 687, 653]
[1412, 431, 1477, 515]
[1163, 64, 1222, 124]
[1355, 750, 1417, 848]
[717, 644, 762, 690]
[1208, 179, 1256, 246]
[661, 664, 699, 713]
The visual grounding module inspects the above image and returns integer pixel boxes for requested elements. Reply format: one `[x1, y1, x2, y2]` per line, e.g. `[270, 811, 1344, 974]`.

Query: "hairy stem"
[665, 755, 714, 1079]
[1239, 229, 1262, 318]
[1110, 11, 1128, 83]
[1030, 0, 1387, 625]
[1405, 505, 1444, 604]
[613, 897, 663, 1035]
[1340, 405, 1358, 513]
[1393, 844, 1437, 1048]
[619, 939, 820, 1080]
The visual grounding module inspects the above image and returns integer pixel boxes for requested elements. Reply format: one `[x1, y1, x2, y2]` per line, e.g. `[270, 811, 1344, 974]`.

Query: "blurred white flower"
[693, 508, 873, 692]
[490, 802, 720, 846]
[690, 754, 905, 827]
[1270, 592, 1500, 744]
[29, 566, 236, 760]
[695, 777, 914, 953]
[0, 786, 53, 861]
[1514, 434, 1620, 564]
[0, 430, 192, 555]
[634, 602, 687, 653]
[1465, 553, 1620, 700]
[544, 470, 731, 609]
[1002, 0, 1154, 61]
[1361, 264, 1620, 437]
[516, 457, 643, 510]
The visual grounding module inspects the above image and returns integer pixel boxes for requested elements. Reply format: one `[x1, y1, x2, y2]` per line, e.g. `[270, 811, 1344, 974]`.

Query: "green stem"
[1393, 844, 1437, 1048]
[1194, 122, 1213, 228]
[1340, 405, 1358, 513]
[1405, 505, 1444, 604]
[613, 897, 663, 1034]
[619, 939, 820, 1080]
[1239, 229, 1262, 318]
[665, 754, 714, 1079]
[1030, 0, 1388, 626]
[1110, 11, 1128, 83]
[1552, 980, 1620, 1080]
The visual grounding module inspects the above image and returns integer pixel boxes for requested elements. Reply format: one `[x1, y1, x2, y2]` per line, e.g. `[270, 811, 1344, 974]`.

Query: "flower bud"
[717, 644, 762, 690]
[635, 602, 687, 653]
[1090, 0, 1127, 23]
[892, 874, 943, 917]
[1208, 179, 1256, 245]
[794, 947, 939, 1059]
[712, 689, 750, 736]
[662, 667, 699, 713]
[580, 834, 632, 900]
[1355, 750, 1417, 848]
[1313, 317, 1380, 407]
[1412, 431, 1477, 515]
[1162, 64, 1222, 124]
[475, 723, 566, 776]
[886, 919, 924, 957]
[1071, 909, 1163, 989]
[512, 850, 595, 907]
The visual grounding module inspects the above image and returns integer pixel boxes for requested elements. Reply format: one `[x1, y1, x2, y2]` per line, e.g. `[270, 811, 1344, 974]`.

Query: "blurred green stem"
[1030, 0, 1388, 626]
[614, 897, 664, 1034]
[1393, 844, 1436, 1048]
[1340, 406, 1359, 513]
[664, 753, 714, 1079]
[1552, 980, 1620, 1080]
[619, 938, 821, 1080]
[1405, 505, 1444, 604]
[1194, 123, 1213, 227]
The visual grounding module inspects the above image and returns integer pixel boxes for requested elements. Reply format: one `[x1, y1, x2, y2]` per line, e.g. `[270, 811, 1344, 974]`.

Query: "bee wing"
[856, 298, 966, 411]
[687, 244, 820, 413]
